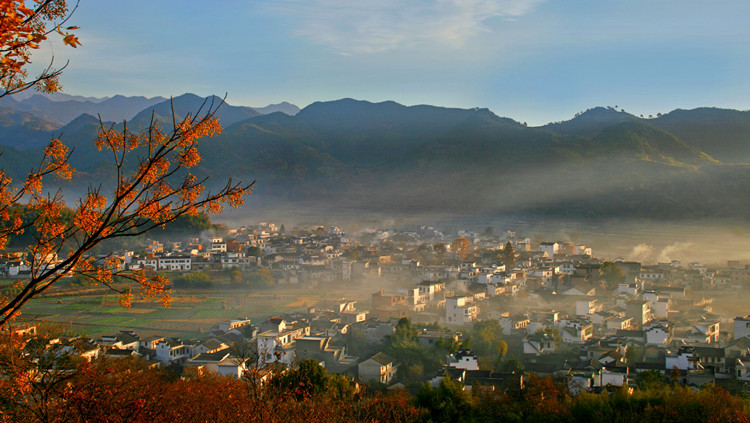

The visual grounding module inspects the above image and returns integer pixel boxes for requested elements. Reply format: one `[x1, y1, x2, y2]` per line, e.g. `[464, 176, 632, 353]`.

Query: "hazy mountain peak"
[253, 102, 300, 116]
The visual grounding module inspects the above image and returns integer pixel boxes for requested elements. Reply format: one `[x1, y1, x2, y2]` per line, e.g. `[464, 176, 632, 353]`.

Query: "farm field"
[16, 284, 372, 338]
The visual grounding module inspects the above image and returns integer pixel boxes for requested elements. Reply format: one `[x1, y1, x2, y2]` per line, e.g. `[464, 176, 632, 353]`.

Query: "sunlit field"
[14, 283, 374, 338]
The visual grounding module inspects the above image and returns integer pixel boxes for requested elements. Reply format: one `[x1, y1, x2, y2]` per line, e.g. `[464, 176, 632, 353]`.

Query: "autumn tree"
[451, 237, 471, 260]
[0, 97, 253, 325]
[0, 0, 80, 97]
[0, 1, 253, 328]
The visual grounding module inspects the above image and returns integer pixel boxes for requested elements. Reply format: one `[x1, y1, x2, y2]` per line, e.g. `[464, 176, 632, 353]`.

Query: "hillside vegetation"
[2, 97, 750, 218]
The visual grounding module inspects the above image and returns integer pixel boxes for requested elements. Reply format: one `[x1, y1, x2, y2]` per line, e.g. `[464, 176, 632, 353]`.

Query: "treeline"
[169, 268, 274, 289]
[1, 351, 748, 423]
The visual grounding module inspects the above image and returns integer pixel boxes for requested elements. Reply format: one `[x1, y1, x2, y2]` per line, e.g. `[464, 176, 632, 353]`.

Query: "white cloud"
[271, 0, 545, 54]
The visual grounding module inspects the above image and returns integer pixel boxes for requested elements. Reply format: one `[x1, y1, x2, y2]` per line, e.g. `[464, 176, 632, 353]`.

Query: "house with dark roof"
[358, 352, 396, 385]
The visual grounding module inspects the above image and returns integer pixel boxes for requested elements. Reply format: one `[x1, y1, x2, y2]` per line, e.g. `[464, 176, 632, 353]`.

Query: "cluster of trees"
[169, 268, 274, 290]
[381, 318, 459, 382]
[375, 319, 521, 384]
[0, 343, 420, 422]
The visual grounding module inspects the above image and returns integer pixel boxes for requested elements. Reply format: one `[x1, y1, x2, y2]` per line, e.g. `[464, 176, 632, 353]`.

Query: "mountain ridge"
[2, 95, 750, 218]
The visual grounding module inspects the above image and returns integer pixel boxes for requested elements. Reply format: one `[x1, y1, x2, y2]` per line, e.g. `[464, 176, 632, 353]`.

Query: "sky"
[29, 0, 750, 126]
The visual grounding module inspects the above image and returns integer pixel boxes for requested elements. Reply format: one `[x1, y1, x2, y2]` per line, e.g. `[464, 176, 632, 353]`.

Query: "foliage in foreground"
[1, 342, 749, 423]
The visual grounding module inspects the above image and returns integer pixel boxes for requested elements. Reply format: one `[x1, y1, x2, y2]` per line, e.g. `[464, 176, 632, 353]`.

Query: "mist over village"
[3, 1, 750, 422]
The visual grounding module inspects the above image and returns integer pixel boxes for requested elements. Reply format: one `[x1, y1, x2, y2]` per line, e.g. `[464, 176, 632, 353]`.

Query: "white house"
[523, 333, 556, 355]
[498, 313, 531, 335]
[576, 300, 601, 317]
[644, 322, 672, 345]
[447, 350, 479, 371]
[445, 296, 478, 326]
[690, 319, 720, 344]
[156, 338, 193, 364]
[539, 242, 559, 258]
[158, 255, 192, 271]
[665, 346, 700, 371]
[256, 331, 297, 366]
[561, 324, 594, 344]
[358, 352, 396, 385]
[734, 315, 750, 340]
[218, 318, 252, 333]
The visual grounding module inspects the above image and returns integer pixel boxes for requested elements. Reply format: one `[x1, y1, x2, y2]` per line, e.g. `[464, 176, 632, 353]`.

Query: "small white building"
[156, 338, 193, 364]
[445, 296, 478, 326]
[358, 352, 396, 385]
[523, 333, 556, 355]
[734, 315, 750, 340]
[539, 242, 559, 258]
[665, 347, 700, 371]
[644, 322, 672, 346]
[447, 350, 479, 371]
[576, 300, 601, 317]
[158, 255, 192, 271]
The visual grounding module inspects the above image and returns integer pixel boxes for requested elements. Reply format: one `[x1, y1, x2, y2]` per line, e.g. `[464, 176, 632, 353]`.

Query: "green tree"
[268, 359, 329, 399]
[229, 268, 243, 284]
[636, 369, 667, 390]
[246, 246, 262, 257]
[502, 241, 515, 268]
[247, 268, 274, 288]
[390, 318, 418, 346]
[497, 356, 524, 373]
[600, 261, 625, 290]
[343, 248, 361, 260]
[385, 318, 441, 382]
[416, 377, 473, 423]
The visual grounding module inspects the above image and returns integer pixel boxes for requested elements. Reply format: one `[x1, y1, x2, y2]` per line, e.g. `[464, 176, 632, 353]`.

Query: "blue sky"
[33, 0, 750, 125]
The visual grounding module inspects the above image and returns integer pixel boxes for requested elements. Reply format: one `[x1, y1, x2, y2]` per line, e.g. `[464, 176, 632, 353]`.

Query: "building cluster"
[5, 222, 750, 393]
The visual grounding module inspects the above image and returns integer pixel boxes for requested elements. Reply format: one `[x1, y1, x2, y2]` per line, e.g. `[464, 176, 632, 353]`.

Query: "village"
[4, 221, 750, 395]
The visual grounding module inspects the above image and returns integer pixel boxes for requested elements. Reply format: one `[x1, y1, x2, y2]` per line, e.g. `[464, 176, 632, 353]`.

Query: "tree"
[636, 369, 667, 389]
[502, 241, 515, 268]
[416, 377, 473, 423]
[451, 237, 471, 260]
[599, 261, 625, 290]
[0, 99, 253, 325]
[246, 246, 262, 257]
[0, 0, 80, 97]
[497, 356, 524, 373]
[269, 359, 354, 401]
[247, 268, 274, 288]
[0, 2, 253, 326]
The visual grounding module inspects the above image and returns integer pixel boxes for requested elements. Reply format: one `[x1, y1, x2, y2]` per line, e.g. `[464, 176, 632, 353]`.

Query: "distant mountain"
[1, 96, 750, 219]
[2, 94, 166, 124]
[649, 108, 750, 163]
[8, 91, 106, 103]
[252, 102, 300, 116]
[541, 107, 640, 137]
[0, 105, 62, 149]
[129, 94, 261, 129]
